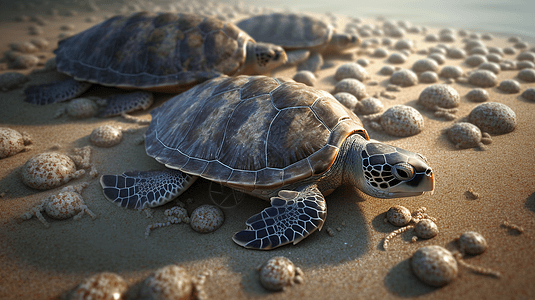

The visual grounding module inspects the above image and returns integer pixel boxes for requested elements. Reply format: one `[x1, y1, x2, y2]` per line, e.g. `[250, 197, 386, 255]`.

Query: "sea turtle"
[100, 75, 434, 250]
[24, 12, 287, 116]
[236, 13, 361, 72]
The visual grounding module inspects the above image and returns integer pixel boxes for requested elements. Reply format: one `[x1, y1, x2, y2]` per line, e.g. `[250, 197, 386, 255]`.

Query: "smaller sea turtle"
[24, 12, 287, 116]
[100, 75, 434, 250]
[237, 13, 360, 72]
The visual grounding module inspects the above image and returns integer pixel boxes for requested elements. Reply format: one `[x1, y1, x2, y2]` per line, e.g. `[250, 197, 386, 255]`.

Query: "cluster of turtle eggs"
[70, 264, 207, 300]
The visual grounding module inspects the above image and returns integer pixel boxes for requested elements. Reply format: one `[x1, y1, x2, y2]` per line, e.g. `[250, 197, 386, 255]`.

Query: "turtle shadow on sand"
[384, 258, 437, 297]
[1, 177, 370, 287]
[524, 192, 535, 214]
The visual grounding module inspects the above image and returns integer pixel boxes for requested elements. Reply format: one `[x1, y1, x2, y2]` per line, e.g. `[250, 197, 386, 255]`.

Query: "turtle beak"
[383, 169, 435, 198]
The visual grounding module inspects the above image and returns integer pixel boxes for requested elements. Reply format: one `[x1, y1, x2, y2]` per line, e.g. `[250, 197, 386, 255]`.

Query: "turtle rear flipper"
[232, 185, 327, 250]
[99, 92, 154, 117]
[99, 170, 197, 210]
[24, 78, 92, 105]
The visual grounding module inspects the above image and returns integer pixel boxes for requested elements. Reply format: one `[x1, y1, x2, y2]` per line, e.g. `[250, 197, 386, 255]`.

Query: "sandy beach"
[1, 0, 534, 299]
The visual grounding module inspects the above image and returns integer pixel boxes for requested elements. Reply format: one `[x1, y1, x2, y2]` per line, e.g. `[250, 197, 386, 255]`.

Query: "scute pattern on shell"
[237, 13, 331, 49]
[145, 76, 369, 191]
[54, 12, 251, 90]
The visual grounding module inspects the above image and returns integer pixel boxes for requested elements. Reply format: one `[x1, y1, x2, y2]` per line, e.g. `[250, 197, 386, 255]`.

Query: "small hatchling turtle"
[237, 13, 360, 72]
[24, 12, 287, 112]
[100, 75, 434, 250]
[444, 122, 492, 150]
[20, 182, 96, 227]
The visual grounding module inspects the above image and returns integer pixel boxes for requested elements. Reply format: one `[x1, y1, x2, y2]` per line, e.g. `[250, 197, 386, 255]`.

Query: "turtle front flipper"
[99, 170, 197, 210]
[233, 185, 327, 250]
[24, 78, 92, 105]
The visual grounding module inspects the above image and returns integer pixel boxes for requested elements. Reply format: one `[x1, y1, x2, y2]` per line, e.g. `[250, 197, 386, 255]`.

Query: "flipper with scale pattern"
[99, 91, 154, 117]
[232, 185, 327, 250]
[24, 78, 92, 105]
[99, 170, 197, 209]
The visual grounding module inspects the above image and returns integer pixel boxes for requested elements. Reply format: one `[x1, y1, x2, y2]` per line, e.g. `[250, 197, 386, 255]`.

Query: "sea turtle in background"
[236, 13, 361, 72]
[24, 12, 287, 117]
[100, 75, 434, 250]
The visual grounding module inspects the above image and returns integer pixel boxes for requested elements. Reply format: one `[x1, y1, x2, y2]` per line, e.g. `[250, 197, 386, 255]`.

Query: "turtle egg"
[66, 98, 99, 118]
[390, 69, 418, 87]
[468, 70, 498, 87]
[380, 105, 424, 137]
[440, 66, 464, 79]
[447, 47, 467, 59]
[418, 84, 460, 111]
[478, 62, 501, 74]
[190, 204, 224, 233]
[414, 219, 439, 239]
[259, 256, 304, 291]
[379, 65, 395, 76]
[412, 58, 439, 73]
[410, 245, 458, 287]
[90, 125, 123, 147]
[293, 71, 316, 86]
[419, 71, 439, 84]
[521, 88, 535, 102]
[138, 265, 196, 300]
[386, 205, 412, 227]
[0, 127, 30, 158]
[468, 102, 516, 135]
[518, 69, 535, 83]
[497, 79, 521, 94]
[355, 97, 384, 115]
[466, 88, 489, 102]
[458, 231, 488, 255]
[71, 272, 128, 300]
[334, 63, 369, 82]
[334, 78, 367, 100]
[445, 122, 491, 149]
[387, 52, 408, 64]
[333, 92, 358, 111]
[21, 152, 85, 190]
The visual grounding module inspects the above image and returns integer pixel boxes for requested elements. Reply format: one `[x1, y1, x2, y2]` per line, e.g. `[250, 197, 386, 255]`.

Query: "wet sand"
[1, 1, 534, 299]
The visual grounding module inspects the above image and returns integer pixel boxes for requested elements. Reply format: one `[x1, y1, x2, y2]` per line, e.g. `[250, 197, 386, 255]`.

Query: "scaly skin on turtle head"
[243, 41, 287, 74]
[326, 33, 361, 53]
[343, 135, 434, 198]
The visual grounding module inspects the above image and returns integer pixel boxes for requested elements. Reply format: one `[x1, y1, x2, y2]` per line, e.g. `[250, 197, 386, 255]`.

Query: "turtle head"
[328, 33, 361, 52]
[348, 138, 434, 199]
[245, 42, 287, 74]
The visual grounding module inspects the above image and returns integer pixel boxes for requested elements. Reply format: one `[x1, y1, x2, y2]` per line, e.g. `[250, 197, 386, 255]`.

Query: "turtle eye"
[392, 163, 415, 181]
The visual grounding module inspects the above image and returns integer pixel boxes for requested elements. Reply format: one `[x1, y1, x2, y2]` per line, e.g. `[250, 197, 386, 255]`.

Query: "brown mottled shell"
[146, 76, 369, 191]
[237, 13, 332, 50]
[55, 12, 252, 92]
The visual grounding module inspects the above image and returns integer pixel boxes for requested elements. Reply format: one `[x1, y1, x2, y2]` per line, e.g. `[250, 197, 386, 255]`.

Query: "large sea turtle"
[236, 13, 360, 71]
[100, 75, 435, 250]
[24, 12, 287, 116]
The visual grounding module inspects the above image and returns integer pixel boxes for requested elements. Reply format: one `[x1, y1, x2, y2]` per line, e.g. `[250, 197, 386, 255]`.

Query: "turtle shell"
[237, 13, 333, 50]
[145, 75, 369, 191]
[55, 12, 252, 92]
